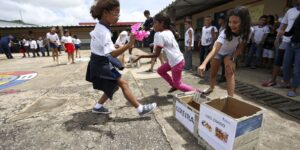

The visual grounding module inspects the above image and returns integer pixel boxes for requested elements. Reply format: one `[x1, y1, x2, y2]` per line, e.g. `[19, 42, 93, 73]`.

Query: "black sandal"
[168, 87, 178, 93]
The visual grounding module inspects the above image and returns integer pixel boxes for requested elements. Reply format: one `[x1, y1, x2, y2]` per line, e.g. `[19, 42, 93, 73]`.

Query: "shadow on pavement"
[64, 110, 152, 139]
[164, 116, 202, 150]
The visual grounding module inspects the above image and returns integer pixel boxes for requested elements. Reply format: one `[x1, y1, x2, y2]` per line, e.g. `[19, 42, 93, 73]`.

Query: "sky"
[0, 0, 175, 25]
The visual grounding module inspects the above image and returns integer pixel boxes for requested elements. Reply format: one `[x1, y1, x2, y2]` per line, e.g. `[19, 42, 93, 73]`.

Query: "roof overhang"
[162, 0, 232, 20]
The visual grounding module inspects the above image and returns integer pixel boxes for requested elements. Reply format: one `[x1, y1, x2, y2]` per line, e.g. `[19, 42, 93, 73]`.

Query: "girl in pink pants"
[134, 13, 197, 93]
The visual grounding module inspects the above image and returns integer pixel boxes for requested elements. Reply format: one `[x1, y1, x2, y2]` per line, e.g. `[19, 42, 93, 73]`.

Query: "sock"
[137, 105, 143, 113]
[94, 103, 103, 109]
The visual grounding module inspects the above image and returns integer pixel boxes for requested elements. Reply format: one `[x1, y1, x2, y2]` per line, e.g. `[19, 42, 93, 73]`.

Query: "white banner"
[175, 101, 195, 133]
[198, 105, 237, 150]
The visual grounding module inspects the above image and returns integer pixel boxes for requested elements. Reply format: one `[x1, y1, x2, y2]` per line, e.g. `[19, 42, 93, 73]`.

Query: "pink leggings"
[157, 60, 195, 92]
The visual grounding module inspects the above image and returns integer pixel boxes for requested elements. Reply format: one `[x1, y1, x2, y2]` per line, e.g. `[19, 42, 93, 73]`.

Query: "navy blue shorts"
[49, 43, 57, 49]
[75, 44, 81, 49]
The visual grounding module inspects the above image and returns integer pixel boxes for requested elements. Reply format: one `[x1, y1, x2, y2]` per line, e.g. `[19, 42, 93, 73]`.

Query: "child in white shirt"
[246, 15, 270, 68]
[134, 13, 198, 93]
[87, 0, 156, 116]
[198, 6, 252, 96]
[30, 39, 39, 57]
[61, 30, 75, 64]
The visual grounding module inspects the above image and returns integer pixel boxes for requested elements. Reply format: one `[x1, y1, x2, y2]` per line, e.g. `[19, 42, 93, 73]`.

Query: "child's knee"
[225, 65, 234, 77]
[118, 79, 129, 88]
[157, 68, 164, 75]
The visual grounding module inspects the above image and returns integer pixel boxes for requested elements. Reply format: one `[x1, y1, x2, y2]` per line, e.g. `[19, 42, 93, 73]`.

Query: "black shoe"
[168, 87, 178, 93]
[92, 106, 112, 114]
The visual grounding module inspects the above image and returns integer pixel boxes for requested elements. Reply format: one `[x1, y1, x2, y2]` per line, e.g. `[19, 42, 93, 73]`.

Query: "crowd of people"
[0, 27, 82, 65]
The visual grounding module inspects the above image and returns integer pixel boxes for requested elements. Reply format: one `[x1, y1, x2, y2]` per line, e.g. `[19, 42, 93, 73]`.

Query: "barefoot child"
[87, 0, 156, 116]
[134, 13, 197, 93]
[198, 6, 251, 96]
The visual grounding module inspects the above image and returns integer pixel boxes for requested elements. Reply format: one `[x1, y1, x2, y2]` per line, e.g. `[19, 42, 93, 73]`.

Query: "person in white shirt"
[183, 19, 194, 71]
[47, 27, 60, 64]
[29, 38, 39, 57]
[87, 0, 156, 116]
[115, 31, 128, 65]
[134, 13, 198, 93]
[37, 37, 46, 57]
[198, 6, 251, 96]
[61, 30, 75, 64]
[246, 15, 270, 68]
[199, 16, 218, 69]
[73, 35, 81, 58]
[274, 0, 300, 89]
[23, 38, 30, 57]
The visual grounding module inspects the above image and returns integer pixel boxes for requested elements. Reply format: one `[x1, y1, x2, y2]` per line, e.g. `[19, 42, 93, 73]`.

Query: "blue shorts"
[49, 43, 57, 49]
[214, 53, 229, 60]
[75, 44, 81, 49]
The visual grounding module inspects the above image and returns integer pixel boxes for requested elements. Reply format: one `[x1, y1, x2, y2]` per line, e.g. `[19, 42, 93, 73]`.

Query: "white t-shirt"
[37, 40, 44, 47]
[281, 7, 300, 42]
[30, 40, 37, 49]
[201, 26, 218, 46]
[154, 30, 184, 67]
[90, 23, 115, 56]
[23, 39, 29, 46]
[74, 39, 81, 45]
[216, 30, 242, 55]
[115, 35, 128, 46]
[252, 25, 270, 44]
[61, 36, 73, 44]
[185, 27, 194, 47]
[46, 33, 59, 43]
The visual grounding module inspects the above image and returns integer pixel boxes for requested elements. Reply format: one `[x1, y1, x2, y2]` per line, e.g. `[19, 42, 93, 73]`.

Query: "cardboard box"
[173, 92, 200, 136]
[198, 96, 263, 150]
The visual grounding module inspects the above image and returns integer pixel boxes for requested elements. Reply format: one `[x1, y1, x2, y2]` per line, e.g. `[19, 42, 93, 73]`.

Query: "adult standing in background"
[143, 10, 154, 48]
[0, 35, 14, 59]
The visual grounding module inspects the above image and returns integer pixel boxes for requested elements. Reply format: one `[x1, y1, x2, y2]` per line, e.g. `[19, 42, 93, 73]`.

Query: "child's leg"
[224, 56, 236, 96]
[54, 48, 59, 62]
[68, 53, 71, 63]
[148, 58, 155, 71]
[117, 78, 140, 108]
[157, 62, 174, 88]
[51, 48, 55, 61]
[210, 58, 222, 90]
[171, 61, 195, 92]
[78, 49, 81, 58]
[98, 93, 109, 104]
[71, 53, 75, 63]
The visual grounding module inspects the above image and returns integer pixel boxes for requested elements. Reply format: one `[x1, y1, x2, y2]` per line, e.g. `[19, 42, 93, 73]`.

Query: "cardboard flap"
[206, 97, 262, 119]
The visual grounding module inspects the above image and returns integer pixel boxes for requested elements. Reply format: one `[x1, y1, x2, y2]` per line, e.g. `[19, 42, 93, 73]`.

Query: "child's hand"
[128, 34, 136, 45]
[197, 65, 206, 77]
